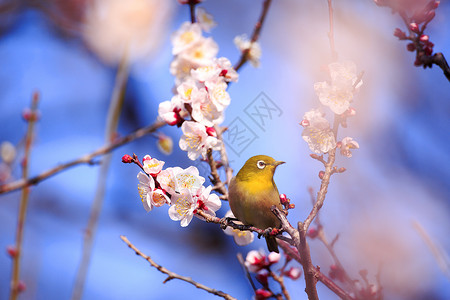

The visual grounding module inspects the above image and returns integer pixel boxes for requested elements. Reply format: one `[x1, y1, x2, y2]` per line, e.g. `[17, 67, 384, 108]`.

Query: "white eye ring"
[257, 160, 266, 169]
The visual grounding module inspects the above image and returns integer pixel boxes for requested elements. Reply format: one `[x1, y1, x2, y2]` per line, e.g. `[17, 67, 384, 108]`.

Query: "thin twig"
[214, 125, 233, 186]
[71, 54, 129, 300]
[270, 271, 291, 300]
[278, 241, 355, 300]
[237, 253, 257, 292]
[303, 148, 337, 231]
[120, 235, 237, 300]
[234, 0, 273, 71]
[188, 0, 197, 24]
[0, 120, 169, 195]
[206, 148, 227, 196]
[10, 91, 40, 300]
[327, 0, 338, 61]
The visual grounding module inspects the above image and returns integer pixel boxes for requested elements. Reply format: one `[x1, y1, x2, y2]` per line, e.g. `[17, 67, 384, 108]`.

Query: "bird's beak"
[273, 161, 285, 167]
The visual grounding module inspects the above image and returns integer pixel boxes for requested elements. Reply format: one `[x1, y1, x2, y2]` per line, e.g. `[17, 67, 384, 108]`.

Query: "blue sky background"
[0, 0, 449, 299]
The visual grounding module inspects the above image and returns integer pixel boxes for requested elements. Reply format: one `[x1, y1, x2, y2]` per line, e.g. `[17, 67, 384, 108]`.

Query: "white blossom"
[223, 210, 254, 246]
[179, 121, 222, 160]
[137, 172, 169, 212]
[314, 61, 362, 115]
[196, 7, 217, 32]
[301, 109, 336, 154]
[234, 34, 262, 68]
[171, 22, 203, 55]
[339, 137, 360, 157]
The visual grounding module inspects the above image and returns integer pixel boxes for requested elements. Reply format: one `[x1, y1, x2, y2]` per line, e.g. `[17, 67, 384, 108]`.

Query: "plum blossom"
[168, 185, 221, 227]
[205, 79, 231, 111]
[157, 166, 205, 196]
[314, 61, 362, 115]
[137, 172, 169, 212]
[284, 267, 302, 280]
[83, 0, 173, 64]
[223, 210, 255, 246]
[196, 7, 216, 32]
[142, 155, 164, 175]
[301, 109, 336, 154]
[158, 96, 184, 126]
[338, 137, 360, 157]
[179, 37, 219, 68]
[234, 34, 262, 67]
[179, 121, 222, 160]
[245, 250, 267, 273]
[171, 22, 203, 55]
[157, 134, 173, 155]
[168, 188, 196, 226]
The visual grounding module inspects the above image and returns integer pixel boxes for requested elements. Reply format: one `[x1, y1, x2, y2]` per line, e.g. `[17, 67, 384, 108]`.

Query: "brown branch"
[270, 207, 318, 300]
[327, 0, 338, 61]
[215, 125, 233, 186]
[303, 148, 336, 231]
[278, 241, 355, 300]
[236, 253, 257, 292]
[206, 148, 227, 196]
[10, 91, 40, 300]
[0, 119, 168, 194]
[269, 271, 291, 300]
[234, 0, 272, 71]
[120, 235, 236, 300]
[71, 54, 129, 300]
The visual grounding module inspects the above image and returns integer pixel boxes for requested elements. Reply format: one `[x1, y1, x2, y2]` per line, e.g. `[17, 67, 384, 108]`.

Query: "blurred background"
[0, 0, 449, 299]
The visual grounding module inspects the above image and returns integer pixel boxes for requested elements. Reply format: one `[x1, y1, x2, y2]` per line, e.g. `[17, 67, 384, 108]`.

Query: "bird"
[228, 155, 285, 253]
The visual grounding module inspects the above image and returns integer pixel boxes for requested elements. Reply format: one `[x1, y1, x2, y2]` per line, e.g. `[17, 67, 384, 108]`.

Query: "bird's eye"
[257, 160, 266, 169]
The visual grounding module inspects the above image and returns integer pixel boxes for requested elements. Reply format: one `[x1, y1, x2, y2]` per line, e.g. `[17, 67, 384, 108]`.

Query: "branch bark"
[120, 235, 237, 300]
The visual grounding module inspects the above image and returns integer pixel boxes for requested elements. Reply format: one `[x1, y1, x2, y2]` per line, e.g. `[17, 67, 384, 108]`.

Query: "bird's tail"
[265, 236, 279, 253]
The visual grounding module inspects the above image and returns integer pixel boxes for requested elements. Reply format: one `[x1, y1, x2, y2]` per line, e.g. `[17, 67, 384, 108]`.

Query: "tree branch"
[120, 235, 237, 300]
[10, 91, 40, 300]
[0, 119, 168, 194]
[234, 0, 272, 71]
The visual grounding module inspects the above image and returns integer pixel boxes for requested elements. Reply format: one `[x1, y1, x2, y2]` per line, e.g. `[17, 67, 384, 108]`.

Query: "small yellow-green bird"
[228, 155, 285, 253]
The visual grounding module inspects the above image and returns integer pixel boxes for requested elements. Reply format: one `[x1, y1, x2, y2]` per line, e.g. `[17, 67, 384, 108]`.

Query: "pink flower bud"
[22, 109, 39, 122]
[409, 22, 419, 33]
[268, 252, 281, 264]
[6, 245, 18, 258]
[300, 119, 310, 127]
[121, 154, 133, 164]
[307, 227, 319, 239]
[256, 270, 269, 286]
[318, 171, 325, 179]
[15, 280, 26, 293]
[285, 267, 302, 280]
[414, 58, 423, 66]
[425, 10, 435, 23]
[310, 154, 319, 160]
[346, 107, 356, 117]
[336, 141, 342, 148]
[288, 203, 295, 209]
[279, 193, 288, 204]
[394, 28, 407, 40]
[407, 43, 416, 52]
[424, 46, 433, 56]
[329, 264, 345, 282]
[419, 35, 429, 42]
[206, 127, 217, 137]
[338, 167, 347, 173]
[255, 289, 272, 299]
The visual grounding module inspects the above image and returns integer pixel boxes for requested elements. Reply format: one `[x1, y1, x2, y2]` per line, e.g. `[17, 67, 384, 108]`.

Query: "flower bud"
[409, 22, 419, 33]
[419, 35, 429, 42]
[206, 127, 217, 137]
[407, 43, 416, 52]
[318, 171, 325, 179]
[6, 245, 18, 258]
[279, 193, 288, 204]
[157, 134, 173, 155]
[300, 119, 310, 127]
[307, 227, 319, 239]
[346, 107, 356, 117]
[268, 252, 281, 264]
[338, 167, 347, 173]
[121, 154, 133, 164]
[393, 28, 406, 40]
[256, 270, 269, 286]
[284, 267, 302, 280]
[0, 141, 16, 164]
[255, 289, 272, 299]
[425, 10, 435, 23]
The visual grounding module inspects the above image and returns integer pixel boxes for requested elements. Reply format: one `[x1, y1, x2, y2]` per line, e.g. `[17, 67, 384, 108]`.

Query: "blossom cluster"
[386, 0, 440, 68]
[301, 61, 361, 156]
[135, 154, 221, 227]
[244, 250, 302, 299]
[158, 17, 239, 161]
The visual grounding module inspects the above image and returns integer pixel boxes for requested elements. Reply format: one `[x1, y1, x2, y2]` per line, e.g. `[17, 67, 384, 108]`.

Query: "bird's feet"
[259, 227, 281, 239]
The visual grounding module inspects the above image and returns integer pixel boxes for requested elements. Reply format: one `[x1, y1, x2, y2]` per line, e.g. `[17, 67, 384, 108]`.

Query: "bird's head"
[236, 155, 285, 181]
